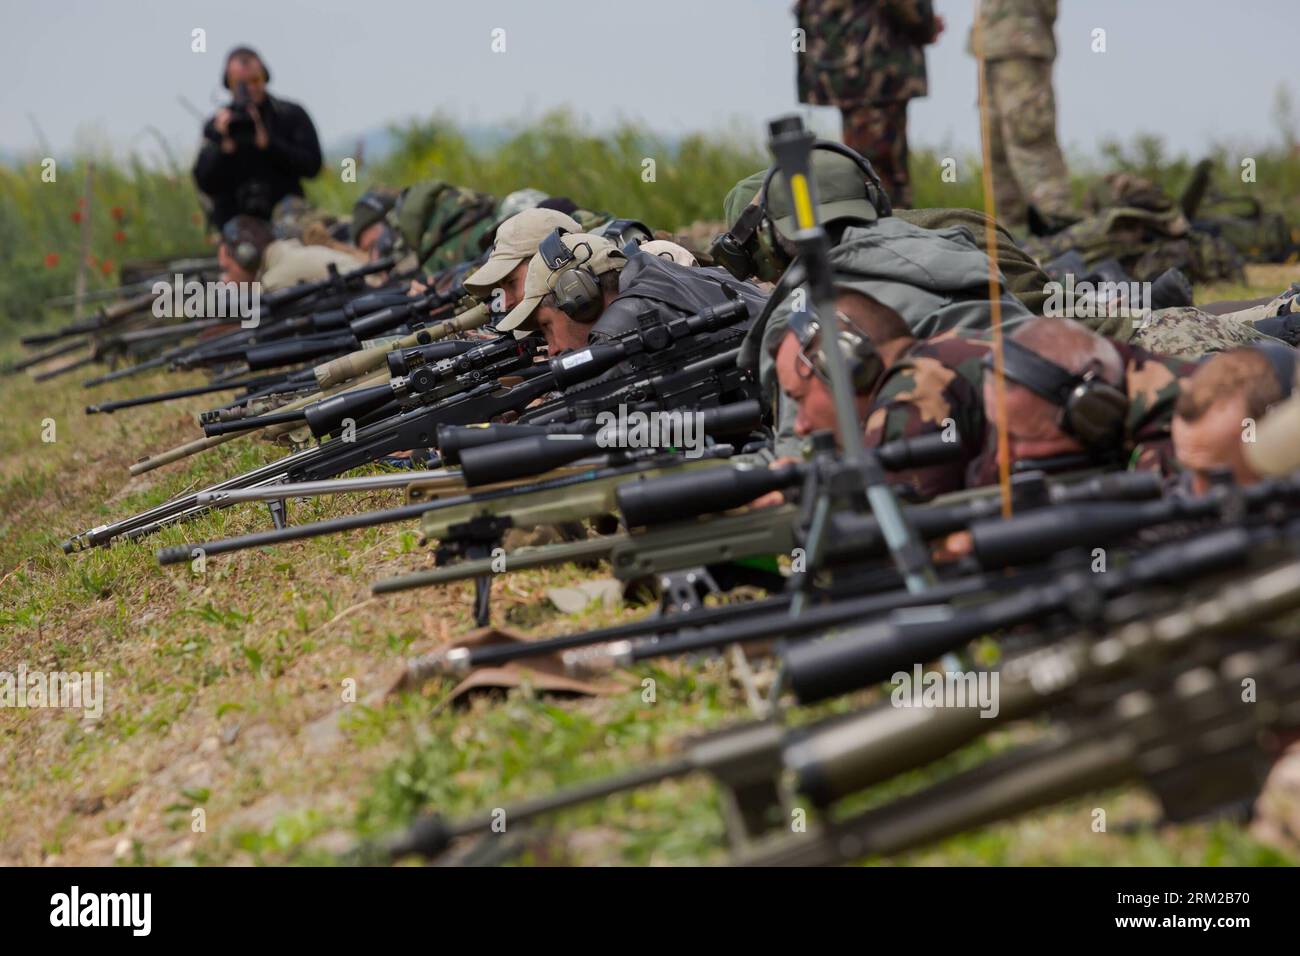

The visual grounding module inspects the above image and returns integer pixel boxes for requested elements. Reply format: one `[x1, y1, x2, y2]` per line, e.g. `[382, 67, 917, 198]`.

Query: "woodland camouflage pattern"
[395, 180, 499, 272]
[841, 101, 912, 206]
[795, 0, 936, 106]
[795, 0, 938, 206]
[863, 329, 992, 498]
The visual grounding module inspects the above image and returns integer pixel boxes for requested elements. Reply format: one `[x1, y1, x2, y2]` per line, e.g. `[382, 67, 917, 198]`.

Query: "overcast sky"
[2, 0, 1295, 164]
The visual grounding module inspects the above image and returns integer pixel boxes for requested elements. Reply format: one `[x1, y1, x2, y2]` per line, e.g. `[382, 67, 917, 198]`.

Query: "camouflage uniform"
[970, 0, 1073, 230]
[1023, 173, 1245, 285]
[863, 329, 993, 498]
[796, 0, 939, 207]
[393, 180, 498, 274]
[1223, 282, 1300, 326]
[965, 341, 1196, 486]
[1127, 305, 1269, 358]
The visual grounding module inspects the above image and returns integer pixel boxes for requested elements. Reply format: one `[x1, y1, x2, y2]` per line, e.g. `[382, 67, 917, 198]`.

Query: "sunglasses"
[788, 310, 827, 383]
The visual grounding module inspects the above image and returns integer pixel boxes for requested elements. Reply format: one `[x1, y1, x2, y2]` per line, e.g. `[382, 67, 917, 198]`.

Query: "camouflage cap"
[498, 233, 626, 332]
[497, 188, 549, 222]
[464, 208, 582, 297]
[723, 154, 879, 238]
[350, 188, 398, 244]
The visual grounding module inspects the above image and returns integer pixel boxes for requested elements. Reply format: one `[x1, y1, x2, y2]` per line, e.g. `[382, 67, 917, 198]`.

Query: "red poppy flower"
[70, 210, 82, 224]
[113, 230, 127, 244]
[44, 252, 60, 268]
[100, 259, 114, 276]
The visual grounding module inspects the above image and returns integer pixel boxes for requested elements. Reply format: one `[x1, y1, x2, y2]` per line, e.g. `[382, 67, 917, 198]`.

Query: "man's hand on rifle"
[749, 456, 801, 509]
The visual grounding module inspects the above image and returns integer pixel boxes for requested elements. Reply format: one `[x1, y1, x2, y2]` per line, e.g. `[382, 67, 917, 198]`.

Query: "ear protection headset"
[539, 227, 605, 323]
[711, 141, 892, 282]
[787, 308, 885, 393]
[988, 339, 1130, 450]
[222, 47, 270, 89]
[222, 218, 263, 273]
[594, 218, 652, 248]
[1251, 339, 1297, 398]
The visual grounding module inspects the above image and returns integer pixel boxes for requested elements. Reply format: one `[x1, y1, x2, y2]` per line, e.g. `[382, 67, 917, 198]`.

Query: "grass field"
[3, 117, 1300, 866]
[2, 265, 1298, 867]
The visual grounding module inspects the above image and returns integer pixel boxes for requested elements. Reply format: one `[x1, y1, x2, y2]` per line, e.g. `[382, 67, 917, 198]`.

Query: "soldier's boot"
[1026, 203, 1080, 238]
[1149, 268, 1194, 311]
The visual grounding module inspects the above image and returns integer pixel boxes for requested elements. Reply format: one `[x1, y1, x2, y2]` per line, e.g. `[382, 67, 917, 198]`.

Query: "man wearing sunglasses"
[770, 288, 994, 499]
[193, 46, 323, 229]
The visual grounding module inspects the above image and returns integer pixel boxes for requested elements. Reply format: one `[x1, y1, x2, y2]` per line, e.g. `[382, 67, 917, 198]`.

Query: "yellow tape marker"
[790, 173, 816, 230]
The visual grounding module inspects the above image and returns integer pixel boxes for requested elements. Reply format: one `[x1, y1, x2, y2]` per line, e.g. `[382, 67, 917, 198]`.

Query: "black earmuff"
[1251, 339, 1297, 397]
[222, 219, 263, 272]
[540, 228, 604, 324]
[711, 204, 767, 281]
[710, 141, 892, 283]
[992, 339, 1129, 450]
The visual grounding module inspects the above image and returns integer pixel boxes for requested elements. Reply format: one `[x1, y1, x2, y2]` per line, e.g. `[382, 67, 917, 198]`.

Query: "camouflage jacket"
[795, 0, 936, 106]
[966, 341, 1196, 486]
[970, 0, 1057, 61]
[1024, 175, 1245, 286]
[394, 180, 498, 273]
[863, 329, 993, 499]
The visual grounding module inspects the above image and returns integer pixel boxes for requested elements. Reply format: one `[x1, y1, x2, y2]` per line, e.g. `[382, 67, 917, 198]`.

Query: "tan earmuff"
[552, 267, 603, 323]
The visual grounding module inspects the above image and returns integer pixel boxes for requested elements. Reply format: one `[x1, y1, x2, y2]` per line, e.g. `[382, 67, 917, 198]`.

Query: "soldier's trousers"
[983, 57, 1074, 230]
[840, 100, 911, 208]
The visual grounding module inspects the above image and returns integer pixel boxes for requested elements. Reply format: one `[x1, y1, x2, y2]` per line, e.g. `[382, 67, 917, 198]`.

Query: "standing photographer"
[192, 46, 322, 229]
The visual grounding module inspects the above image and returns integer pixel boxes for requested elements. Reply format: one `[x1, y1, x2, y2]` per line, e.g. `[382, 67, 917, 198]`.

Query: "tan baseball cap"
[464, 208, 581, 297]
[497, 232, 626, 332]
[639, 239, 698, 267]
[1246, 389, 1300, 476]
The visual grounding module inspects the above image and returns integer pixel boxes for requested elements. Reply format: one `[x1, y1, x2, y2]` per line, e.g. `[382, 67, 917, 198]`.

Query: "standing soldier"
[971, 0, 1076, 234]
[795, 1, 944, 208]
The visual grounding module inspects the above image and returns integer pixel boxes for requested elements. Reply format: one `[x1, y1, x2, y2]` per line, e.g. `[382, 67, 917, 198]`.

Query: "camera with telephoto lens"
[225, 81, 257, 147]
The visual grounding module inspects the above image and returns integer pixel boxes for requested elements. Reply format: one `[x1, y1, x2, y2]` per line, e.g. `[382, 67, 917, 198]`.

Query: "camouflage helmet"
[477, 188, 551, 252]
[497, 188, 549, 222]
[350, 187, 398, 244]
[271, 195, 313, 239]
